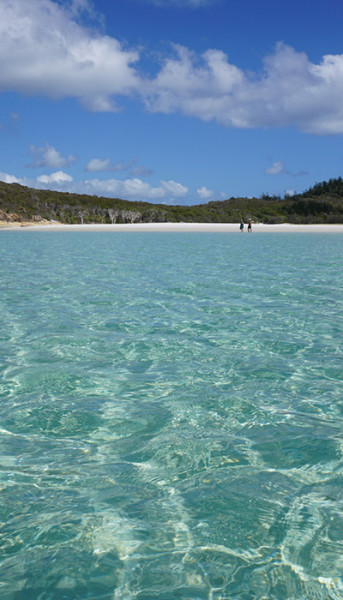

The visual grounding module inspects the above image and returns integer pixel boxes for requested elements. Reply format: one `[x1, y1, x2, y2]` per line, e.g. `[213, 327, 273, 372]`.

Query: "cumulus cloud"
[265, 161, 288, 176]
[0, 0, 140, 111]
[144, 43, 343, 135]
[0, 171, 23, 184]
[197, 186, 213, 199]
[28, 143, 76, 168]
[67, 0, 101, 20]
[2, 1, 343, 134]
[86, 157, 153, 177]
[265, 161, 308, 177]
[86, 158, 113, 172]
[37, 171, 74, 184]
[86, 157, 134, 172]
[83, 177, 188, 201]
[145, 45, 244, 121]
[0, 164, 188, 202]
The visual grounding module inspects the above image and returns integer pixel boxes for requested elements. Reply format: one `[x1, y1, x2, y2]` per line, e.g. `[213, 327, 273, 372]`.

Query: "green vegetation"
[1, 177, 343, 224]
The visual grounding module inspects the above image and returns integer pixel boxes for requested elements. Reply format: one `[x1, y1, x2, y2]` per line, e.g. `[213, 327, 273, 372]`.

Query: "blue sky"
[1, 0, 343, 205]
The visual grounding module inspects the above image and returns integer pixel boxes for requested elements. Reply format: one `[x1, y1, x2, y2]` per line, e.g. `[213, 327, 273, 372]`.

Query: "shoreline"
[1, 222, 343, 233]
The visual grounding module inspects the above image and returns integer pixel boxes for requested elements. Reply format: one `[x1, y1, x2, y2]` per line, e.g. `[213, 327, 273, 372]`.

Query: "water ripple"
[0, 232, 343, 599]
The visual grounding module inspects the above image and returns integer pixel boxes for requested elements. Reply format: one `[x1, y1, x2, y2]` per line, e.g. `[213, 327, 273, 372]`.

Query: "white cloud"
[28, 143, 76, 168]
[197, 186, 213, 199]
[145, 43, 343, 135]
[67, 0, 99, 19]
[86, 158, 134, 172]
[2, 1, 343, 134]
[0, 0, 140, 112]
[160, 180, 188, 196]
[0, 171, 23, 184]
[83, 177, 188, 201]
[86, 158, 153, 177]
[145, 45, 243, 120]
[37, 171, 74, 184]
[265, 161, 309, 177]
[0, 168, 187, 202]
[86, 158, 114, 172]
[265, 161, 288, 176]
[285, 189, 296, 197]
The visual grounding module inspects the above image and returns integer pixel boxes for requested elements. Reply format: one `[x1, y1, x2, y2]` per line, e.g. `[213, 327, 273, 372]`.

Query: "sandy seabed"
[1, 222, 343, 233]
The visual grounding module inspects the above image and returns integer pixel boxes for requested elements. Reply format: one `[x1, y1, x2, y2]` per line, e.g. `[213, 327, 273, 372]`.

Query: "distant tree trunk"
[108, 209, 119, 224]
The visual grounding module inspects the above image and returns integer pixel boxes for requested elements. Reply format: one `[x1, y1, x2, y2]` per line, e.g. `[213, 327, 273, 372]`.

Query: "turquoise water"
[0, 231, 343, 600]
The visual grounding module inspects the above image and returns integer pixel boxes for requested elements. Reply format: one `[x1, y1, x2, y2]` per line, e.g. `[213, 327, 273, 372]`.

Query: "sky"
[1, 0, 343, 205]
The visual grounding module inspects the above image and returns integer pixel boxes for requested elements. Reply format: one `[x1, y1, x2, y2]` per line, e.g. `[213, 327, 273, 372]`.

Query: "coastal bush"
[1, 178, 343, 224]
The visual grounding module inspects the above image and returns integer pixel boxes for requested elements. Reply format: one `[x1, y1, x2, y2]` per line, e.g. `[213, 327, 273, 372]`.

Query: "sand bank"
[1, 222, 343, 233]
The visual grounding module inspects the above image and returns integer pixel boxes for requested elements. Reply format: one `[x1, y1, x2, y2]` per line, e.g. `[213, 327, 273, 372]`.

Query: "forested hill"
[1, 177, 343, 225]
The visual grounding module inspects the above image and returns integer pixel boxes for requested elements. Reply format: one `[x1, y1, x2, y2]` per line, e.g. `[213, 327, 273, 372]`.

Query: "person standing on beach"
[240, 219, 244, 232]
[248, 219, 252, 232]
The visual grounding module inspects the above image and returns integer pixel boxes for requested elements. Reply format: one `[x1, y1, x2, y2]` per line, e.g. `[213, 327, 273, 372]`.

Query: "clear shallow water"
[0, 231, 343, 600]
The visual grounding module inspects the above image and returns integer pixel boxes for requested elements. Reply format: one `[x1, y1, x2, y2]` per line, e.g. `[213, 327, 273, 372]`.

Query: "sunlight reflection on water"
[0, 232, 343, 599]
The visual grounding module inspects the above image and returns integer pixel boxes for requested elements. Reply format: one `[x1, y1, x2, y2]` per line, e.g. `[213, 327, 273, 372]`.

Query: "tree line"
[0, 177, 343, 225]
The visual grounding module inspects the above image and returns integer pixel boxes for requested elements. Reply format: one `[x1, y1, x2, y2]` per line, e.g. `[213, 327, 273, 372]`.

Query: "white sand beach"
[1, 222, 343, 233]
